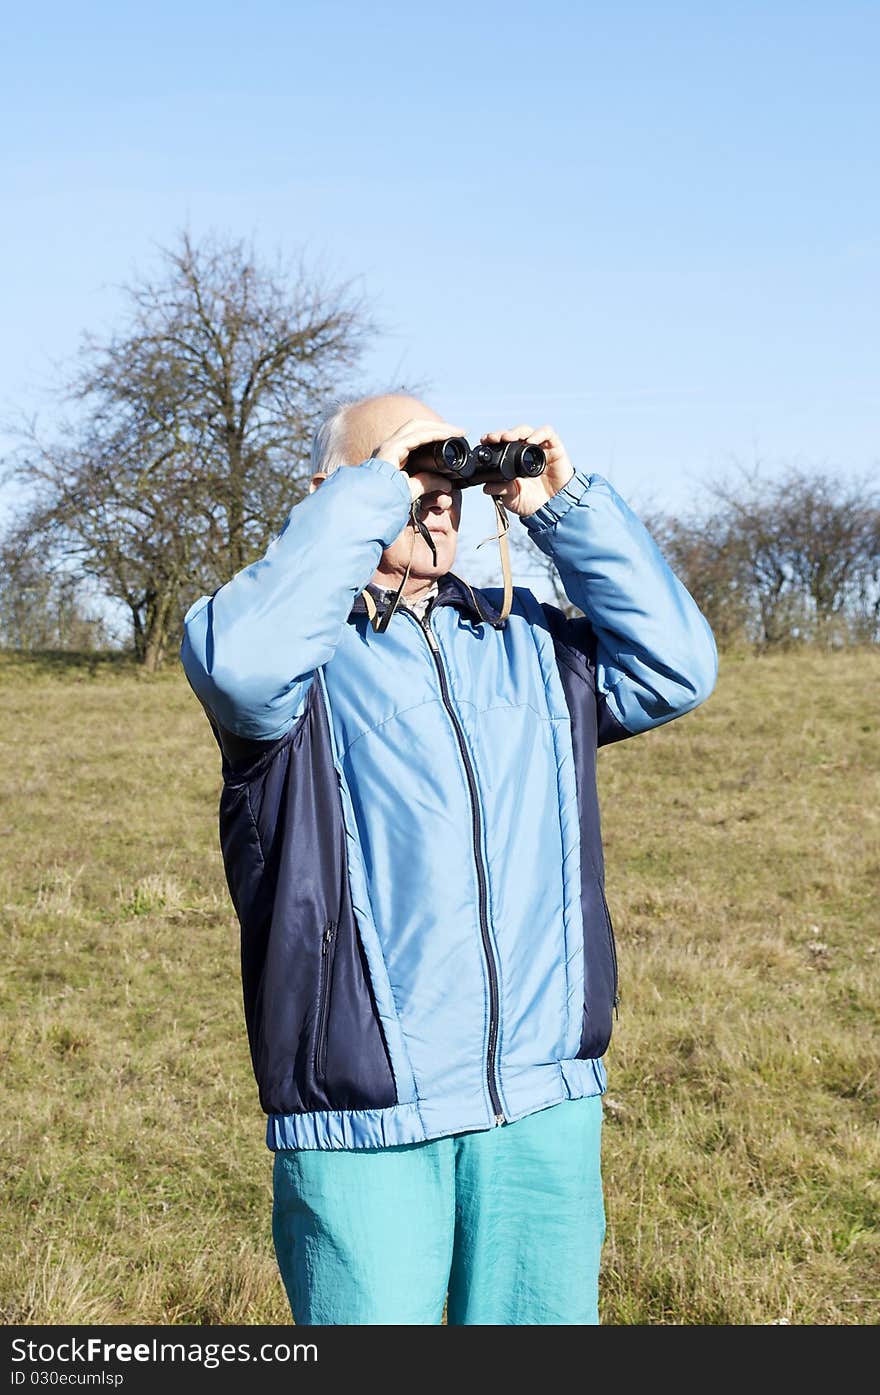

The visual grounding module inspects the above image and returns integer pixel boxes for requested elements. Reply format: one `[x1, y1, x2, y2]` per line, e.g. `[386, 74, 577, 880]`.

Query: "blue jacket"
[180, 457, 717, 1151]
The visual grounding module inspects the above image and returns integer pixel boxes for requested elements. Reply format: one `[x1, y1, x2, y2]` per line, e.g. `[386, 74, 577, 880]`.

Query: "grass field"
[1, 645, 878, 1325]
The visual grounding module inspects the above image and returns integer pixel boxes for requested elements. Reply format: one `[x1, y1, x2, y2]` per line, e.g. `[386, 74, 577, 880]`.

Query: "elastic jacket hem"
[266, 1055, 607, 1151]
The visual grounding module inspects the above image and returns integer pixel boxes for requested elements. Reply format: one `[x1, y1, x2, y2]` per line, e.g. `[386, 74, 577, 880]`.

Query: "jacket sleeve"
[179, 456, 412, 740]
[520, 468, 717, 738]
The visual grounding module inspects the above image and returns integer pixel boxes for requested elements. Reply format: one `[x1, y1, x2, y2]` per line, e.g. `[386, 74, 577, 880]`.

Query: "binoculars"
[405, 436, 546, 488]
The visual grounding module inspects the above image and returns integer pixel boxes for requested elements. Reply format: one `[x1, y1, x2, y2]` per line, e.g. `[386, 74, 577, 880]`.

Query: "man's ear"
[309, 472, 328, 494]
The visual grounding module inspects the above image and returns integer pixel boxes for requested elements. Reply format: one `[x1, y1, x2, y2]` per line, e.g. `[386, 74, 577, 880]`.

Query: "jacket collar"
[348, 571, 507, 629]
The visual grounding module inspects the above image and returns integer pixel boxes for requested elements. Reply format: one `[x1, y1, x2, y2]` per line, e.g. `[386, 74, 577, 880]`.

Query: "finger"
[378, 422, 466, 459]
[480, 426, 535, 444]
[418, 424, 467, 443]
[414, 469, 458, 492]
[396, 419, 467, 443]
[408, 469, 460, 500]
[526, 425, 558, 446]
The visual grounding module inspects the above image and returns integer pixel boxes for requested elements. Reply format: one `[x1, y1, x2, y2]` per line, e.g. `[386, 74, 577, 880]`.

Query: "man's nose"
[422, 485, 457, 512]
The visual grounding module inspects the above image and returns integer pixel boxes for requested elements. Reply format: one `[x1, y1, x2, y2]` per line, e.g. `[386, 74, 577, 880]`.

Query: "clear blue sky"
[2, 1, 877, 572]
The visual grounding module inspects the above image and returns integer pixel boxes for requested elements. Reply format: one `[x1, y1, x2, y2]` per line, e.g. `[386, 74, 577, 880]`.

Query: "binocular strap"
[360, 494, 513, 632]
[361, 498, 435, 633]
[473, 495, 513, 622]
[488, 495, 513, 622]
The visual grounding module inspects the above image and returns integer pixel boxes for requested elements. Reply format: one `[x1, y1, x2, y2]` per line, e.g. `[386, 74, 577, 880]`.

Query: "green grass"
[1, 645, 878, 1324]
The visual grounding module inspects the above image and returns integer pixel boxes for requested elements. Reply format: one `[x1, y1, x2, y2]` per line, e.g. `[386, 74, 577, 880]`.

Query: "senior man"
[180, 392, 717, 1325]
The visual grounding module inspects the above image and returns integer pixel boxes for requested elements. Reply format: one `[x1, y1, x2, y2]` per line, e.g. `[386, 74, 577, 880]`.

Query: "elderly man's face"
[314, 394, 462, 584]
[382, 472, 462, 581]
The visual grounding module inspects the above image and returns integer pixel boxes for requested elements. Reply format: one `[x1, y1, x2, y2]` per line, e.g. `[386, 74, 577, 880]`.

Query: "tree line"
[530, 468, 879, 650]
[2, 229, 877, 666]
[647, 471, 879, 649]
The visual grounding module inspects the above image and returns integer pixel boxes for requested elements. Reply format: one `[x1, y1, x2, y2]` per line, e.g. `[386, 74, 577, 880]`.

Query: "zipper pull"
[613, 988, 621, 1020]
[495, 1112, 506, 1127]
[322, 922, 336, 953]
[422, 616, 440, 652]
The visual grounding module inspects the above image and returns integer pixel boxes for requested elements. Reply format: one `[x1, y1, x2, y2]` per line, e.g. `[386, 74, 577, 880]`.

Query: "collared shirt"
[406, 581, 439, 622]
[374, 579, 439, 623]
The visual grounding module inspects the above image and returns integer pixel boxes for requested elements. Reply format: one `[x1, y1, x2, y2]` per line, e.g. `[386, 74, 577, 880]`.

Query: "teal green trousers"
[272, 1093, 605, 1325]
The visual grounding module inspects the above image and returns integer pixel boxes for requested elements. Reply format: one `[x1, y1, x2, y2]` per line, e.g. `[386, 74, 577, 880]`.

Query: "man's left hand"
[479, 425, 575, 517]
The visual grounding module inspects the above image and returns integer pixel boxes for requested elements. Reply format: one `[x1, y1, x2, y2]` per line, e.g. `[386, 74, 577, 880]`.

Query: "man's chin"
[414, 540, 457, 576]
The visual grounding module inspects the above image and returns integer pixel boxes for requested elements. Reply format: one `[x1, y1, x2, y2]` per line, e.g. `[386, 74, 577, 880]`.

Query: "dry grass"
[0, 645, 877, 1324]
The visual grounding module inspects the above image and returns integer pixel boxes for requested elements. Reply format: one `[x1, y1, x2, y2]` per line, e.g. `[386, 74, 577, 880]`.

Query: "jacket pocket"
[314, 919, 338, 1080]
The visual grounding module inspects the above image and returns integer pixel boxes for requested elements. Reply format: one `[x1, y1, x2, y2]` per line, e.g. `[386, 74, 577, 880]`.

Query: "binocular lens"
[442, 439, 468, 471]
[519, 446, 545, 476]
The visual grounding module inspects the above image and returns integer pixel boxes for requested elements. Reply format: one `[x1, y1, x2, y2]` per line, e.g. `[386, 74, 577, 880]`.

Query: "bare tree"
[3, 230, 375, 668]
[703, 464, 879, 646]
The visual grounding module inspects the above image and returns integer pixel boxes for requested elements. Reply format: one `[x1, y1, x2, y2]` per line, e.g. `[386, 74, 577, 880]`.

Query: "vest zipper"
[314, 919, 337, 1079]
[404, 604, 506, 1125]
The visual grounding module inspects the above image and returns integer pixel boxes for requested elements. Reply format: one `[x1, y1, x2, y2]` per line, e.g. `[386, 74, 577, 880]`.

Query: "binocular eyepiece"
[406, 436, 546, 487]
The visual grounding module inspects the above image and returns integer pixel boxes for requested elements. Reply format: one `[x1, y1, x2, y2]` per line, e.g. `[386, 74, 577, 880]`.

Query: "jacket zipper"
[404, 605, 506, 1125]
[599, 885, 621, 1019]
[314, 919, 337, 1078]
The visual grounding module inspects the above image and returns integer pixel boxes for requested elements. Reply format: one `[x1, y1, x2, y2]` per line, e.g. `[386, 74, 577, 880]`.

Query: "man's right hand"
[369, 418, 466, 502]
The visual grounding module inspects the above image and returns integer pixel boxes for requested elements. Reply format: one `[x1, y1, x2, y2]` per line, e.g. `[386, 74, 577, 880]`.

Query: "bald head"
[310, 393, 445, 484]
[308, 390, 463, 595]
[345, 393, 445, 466]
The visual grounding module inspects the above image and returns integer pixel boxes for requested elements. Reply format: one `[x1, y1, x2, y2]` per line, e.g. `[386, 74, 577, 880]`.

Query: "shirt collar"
[348, 572, 507, 629]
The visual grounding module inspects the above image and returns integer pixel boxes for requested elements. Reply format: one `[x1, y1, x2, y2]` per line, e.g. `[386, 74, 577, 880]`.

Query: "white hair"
[309, 397, 362, 477]
[310, 389, 430, 476]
